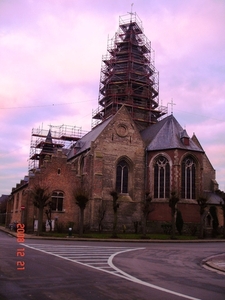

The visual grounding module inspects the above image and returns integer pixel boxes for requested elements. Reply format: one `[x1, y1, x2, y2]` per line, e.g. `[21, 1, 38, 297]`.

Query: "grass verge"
[38, 232, 199, 240]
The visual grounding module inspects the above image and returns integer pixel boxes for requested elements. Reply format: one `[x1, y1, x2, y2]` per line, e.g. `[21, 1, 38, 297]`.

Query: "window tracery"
[181, 156, 196, 199]
[116, 160, 129, 193]
[154, 156, 170, 198]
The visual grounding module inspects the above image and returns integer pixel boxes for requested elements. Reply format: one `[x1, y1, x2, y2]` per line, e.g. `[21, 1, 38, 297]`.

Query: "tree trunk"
[142, 214, 147, 238]
[49, 220, 52, 232]
[199, 214, 205, 239]
[171, 210, 176, 239]
[112, 211, 117, 238]
[79, 208, 84, 236]
[38, 207, 44, 236]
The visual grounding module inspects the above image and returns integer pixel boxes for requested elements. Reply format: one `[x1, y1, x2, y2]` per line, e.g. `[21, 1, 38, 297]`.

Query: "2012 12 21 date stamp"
[16, 223, 25, 270]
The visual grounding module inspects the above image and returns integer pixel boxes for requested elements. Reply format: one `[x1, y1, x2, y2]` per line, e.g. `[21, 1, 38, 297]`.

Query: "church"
[7, 13, 222, 234]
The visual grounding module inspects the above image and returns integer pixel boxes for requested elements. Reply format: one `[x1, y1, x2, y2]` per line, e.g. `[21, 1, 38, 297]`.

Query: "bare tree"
[142, 193, 153, 238]
[31, 185, 51, 235]
[73, 187, 89, 236]
[197, 196, 207, 239]
[97, 200, 107, 233]
[110, 191, 119, 238]
[169, 191, 179, 239]
[45, 202, 53, 232]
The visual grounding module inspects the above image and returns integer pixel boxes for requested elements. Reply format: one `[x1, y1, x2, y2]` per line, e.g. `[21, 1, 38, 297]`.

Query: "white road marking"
[108, 250, 201, 300]
[21, 243, 201, 300]
[216, 262, 225, 266]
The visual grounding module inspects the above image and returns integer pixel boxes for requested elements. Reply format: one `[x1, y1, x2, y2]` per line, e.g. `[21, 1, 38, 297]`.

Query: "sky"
[0, 0, 224, 195]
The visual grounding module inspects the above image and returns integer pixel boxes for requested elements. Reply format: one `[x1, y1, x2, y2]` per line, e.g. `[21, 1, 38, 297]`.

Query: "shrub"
[55, 222, 65, 233]
[176, 210, 184, 235]
[161, 222, 172, 234]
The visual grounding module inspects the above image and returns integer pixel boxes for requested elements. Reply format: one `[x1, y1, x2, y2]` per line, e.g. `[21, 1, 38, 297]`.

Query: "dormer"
[180, 129, 190, 146]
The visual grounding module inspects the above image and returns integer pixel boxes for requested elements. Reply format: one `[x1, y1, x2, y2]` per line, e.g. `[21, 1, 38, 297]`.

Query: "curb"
[202, 254, 225, 274]
[1, 226, 225, 243]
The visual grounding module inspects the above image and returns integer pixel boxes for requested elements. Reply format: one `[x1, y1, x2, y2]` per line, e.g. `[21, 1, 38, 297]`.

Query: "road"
[0, 231, 224, 300]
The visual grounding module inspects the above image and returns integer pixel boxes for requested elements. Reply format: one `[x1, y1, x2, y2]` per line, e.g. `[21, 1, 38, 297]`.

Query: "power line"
[0, 99, 224, 123]
[0, 99, 95, 110]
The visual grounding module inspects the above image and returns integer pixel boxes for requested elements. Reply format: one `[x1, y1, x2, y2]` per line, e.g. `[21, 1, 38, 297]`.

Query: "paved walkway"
[1, 226, 224, 274]
[202, 254, 225, 274]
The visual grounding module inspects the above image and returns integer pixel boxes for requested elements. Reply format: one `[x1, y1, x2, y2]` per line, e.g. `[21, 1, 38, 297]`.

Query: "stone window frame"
[115, 156, 133, 195]
[149, 153, 172, 200]
[153, 155, 170, 199]
[181, 155, 197, 200]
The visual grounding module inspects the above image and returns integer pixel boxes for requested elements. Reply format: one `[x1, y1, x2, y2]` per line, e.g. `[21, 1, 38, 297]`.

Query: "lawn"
[38, 231, 199, 240]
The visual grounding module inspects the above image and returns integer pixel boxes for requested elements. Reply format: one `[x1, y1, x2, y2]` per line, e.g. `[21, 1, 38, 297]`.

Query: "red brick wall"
[25, 150, 81, 232]
[149, 202, 200, 224]
[177, 203, 200, 223]
[150, 203, 171, 222]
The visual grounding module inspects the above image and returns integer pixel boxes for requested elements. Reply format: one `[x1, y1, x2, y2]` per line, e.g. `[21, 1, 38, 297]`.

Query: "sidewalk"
[202, 254, 225, 274]
[1, 226, 224, 274]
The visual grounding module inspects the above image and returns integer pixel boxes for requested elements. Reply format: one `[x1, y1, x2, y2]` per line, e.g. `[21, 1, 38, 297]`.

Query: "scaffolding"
[28, 124, 86, 171]
[92, 12, 167, 129]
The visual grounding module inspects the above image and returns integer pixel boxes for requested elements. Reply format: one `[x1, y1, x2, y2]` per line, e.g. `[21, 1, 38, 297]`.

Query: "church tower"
[92, 12, 167, 130]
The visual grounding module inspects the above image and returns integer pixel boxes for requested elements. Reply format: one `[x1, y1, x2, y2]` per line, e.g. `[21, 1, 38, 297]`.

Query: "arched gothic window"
[80, 157, 84, 175]
[116, 160, 128, 193]
[51, 191, 64, 211]
[154, 156, 170, 198]
[181, 157, 196, 199]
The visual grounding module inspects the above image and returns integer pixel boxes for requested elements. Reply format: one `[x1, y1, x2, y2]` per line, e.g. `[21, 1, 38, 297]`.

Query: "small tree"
[142, 193, 153, 238]
[209, 206, 219, 237]
[45, 202, 53, 232]
[197, 196, 207, 239]
[31, 185, 51, 235]
[73, 187, 89, 236]
[169, 191, 179, 239]
[97, 200, 107, 233]
[110, 191, 119, 238]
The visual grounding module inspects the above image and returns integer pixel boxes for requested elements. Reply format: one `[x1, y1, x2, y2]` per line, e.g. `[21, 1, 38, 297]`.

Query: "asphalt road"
[0, 231, 224, 300]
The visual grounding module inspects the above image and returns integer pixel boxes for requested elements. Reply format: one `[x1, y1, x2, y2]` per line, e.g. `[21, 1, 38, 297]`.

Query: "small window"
[57, 168, 61, 175]
[80, 157, 84, 175]
[51, 191, 64, 212]
[16, 193, 20, 210]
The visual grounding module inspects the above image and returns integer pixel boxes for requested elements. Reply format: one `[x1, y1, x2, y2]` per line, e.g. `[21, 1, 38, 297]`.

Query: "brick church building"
[7, 13, 222, 234]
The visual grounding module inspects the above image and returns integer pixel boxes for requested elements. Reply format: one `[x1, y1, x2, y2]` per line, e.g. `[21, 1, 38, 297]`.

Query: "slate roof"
[0, 194, 9, 203]
[67, 116, 113, 160]
[41, 130, 54, 154]
[141, 114, 204, 152]
[205, 192, 223, 205]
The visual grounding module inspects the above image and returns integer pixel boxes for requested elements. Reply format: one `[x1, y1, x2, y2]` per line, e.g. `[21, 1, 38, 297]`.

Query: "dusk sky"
[0, 0, 224, 195]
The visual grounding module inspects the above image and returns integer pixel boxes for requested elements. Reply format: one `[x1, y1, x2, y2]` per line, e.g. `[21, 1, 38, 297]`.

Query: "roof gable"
[67, 105, 143, 160]
[99, 105, 144, 145]
[67, 116, 113, 160]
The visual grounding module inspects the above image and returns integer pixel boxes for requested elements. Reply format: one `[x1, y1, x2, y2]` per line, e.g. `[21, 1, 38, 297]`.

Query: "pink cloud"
[0, 0, 224, 194]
